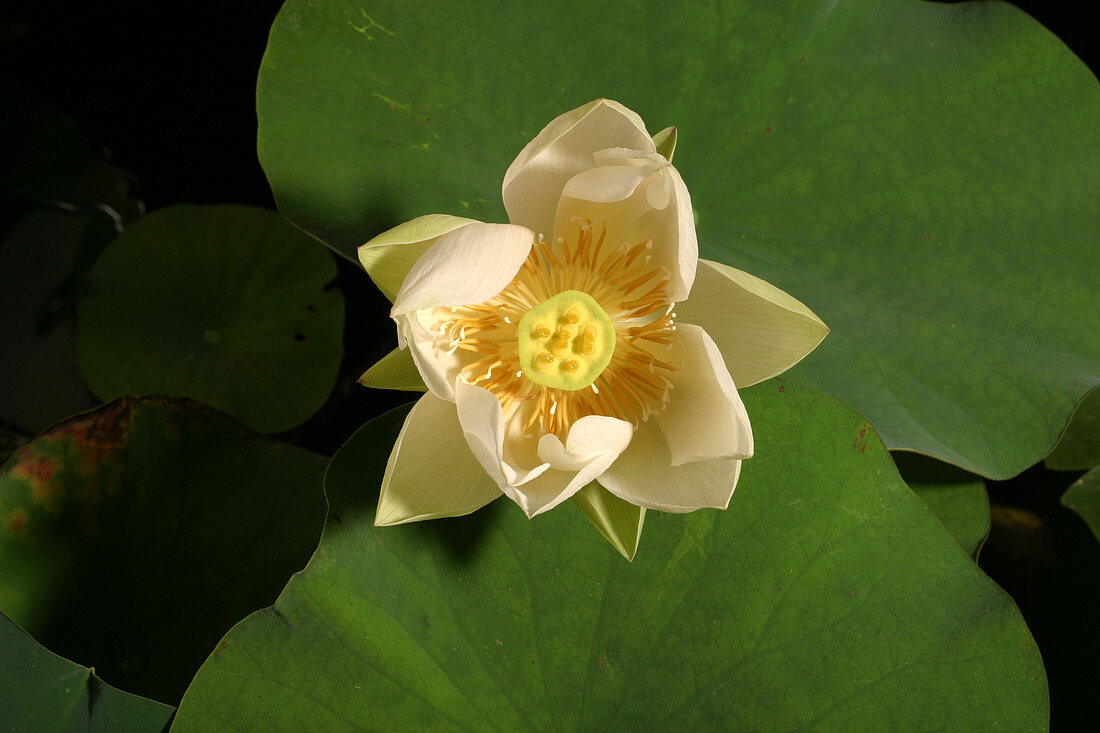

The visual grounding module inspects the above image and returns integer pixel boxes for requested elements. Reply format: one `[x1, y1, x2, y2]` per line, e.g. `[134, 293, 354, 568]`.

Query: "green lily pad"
[0, 397, 328, 705]
[0, 611, 173, 732]
[172, 382, 1045, 730]
[256, 0, 1099, 479]
[893, 452, 989, 559]
[1046, 386, 1100, 471]
[1061, 467, 1100, 542]
[76, 204, 344, 433]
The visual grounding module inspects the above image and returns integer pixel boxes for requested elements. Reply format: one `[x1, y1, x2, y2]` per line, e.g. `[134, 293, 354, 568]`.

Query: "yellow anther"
[534, 351, 555, 370]
[535, 325, 551, 339]
[558, 327, 572, 340]
[564, 309, 580, 325]
[581, 341, 595, 355]
[564, 359, 580, 372]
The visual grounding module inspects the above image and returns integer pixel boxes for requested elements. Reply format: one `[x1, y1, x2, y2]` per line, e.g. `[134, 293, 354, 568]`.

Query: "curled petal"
[454, 382, 633, 518]
[599, 421, 743, 513]
[676, 259, 829, 388]
[358, 214, 480, 302]
[555, 152, 697, 301]
[391, 222, 534, 317]
[503, 99, 655, 238]
[656, 323, 753, 466]
[376, 393, 502, 526]
[394, 311, 464, 401]
[512, 415, 633, 517]
[536, 415, 633, 472]
[455, 380, 550, 491]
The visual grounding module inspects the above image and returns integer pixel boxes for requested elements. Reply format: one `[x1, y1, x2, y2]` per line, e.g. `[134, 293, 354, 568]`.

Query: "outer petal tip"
[676, 259, 830, 388]
[390, 222, 534, 317]
[374, 393, 502, 526]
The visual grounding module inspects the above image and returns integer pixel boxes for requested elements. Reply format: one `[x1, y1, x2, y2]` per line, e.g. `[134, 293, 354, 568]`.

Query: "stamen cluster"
[432, 218, 680, 439]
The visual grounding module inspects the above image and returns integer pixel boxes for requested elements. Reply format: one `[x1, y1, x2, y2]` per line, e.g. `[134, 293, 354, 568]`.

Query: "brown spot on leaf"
[852, 421, 871, 453]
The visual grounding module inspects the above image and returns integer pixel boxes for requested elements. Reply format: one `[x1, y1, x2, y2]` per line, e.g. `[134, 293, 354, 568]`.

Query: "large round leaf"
[0, 397, 328, 704]
[0, 611, 173, 732]
[172, 383, 1046, 730]
[256, 0, 1099, 478]
[76, 204, 344, 433]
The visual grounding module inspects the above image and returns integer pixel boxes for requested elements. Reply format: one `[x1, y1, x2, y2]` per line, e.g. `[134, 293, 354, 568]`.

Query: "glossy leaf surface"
[256, 0, 1100, 478]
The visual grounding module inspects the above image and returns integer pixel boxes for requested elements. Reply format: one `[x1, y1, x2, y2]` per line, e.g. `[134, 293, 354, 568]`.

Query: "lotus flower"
[359, 99, 827, 557]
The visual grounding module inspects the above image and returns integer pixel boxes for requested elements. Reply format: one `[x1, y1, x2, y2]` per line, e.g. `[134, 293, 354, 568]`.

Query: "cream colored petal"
[394, 311, 463, 401]
[455, 379, 634, 519]
[375, 393, 502, 526]
[454, 380, 550, 494]
[676, 259, 829, 388]
[503, 99, 655, 238]
[599, 421, 743, 513]
[572, 482, 646, 561]
[555, 153, 697, 302]
[504, 415, 629, 517]
[391, 223, 534, 317]
[358, 214, 481, 302]
[536, 415, 633, 471]
[656, 323, 753, 466]
[358, 347, 427, 392]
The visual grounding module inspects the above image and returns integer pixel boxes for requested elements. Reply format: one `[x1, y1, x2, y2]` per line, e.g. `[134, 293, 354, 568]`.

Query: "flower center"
[517, 290, 615, 391]
[437, 219, 680, 439]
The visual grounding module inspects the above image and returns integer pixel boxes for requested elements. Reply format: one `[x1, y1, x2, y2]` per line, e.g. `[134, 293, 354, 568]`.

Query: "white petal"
[511, 415, 633, 517]
[656, 323, 753, 466]
[537, 415, 633, 472]
[675, 259, 829, 388]
[454, 381, 634, 519]
[503, 99, 655, 238]
[454, 380, 549, 493]
[394, 311, 464, 402]
[358, 214, 481, 302]
[555, 153, 697, 301]
[391, 223, 533, 317]
[375, 393, 501, 526]
[599, 421, 743, 513]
